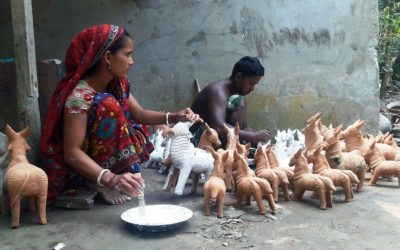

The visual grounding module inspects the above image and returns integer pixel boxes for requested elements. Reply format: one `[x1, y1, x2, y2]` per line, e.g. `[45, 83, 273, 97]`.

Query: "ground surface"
[1, 167, 400, 250]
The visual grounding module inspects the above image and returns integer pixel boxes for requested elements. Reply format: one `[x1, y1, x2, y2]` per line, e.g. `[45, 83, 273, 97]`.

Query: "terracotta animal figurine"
[233, 150, 275, 214]
[254, 143, 290, 202]
[204, 148, 228, 218]
[302, 114, 324, 155]
[198, 123, 222, 150]
[363, 140, 400, 186]
[162, 122, 214, 195]
[342, 120, 397, 161]
[236, 141, 251, 158]
[222, 123, 240, 191]
[2, 125, 48, 228]
[382, 133, 396, 146]
[266, 146, 295, 191]
[289, 149, 336, 209]
[308, 146, 359, 202]
[323, 125, 366, 192]
[163, 122, 221, 192]
[318, 120, 332, 138]
[306, 112, 323, 124]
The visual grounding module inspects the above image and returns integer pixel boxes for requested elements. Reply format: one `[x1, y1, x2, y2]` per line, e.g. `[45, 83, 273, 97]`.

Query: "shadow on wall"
[0, 60, 65, 131]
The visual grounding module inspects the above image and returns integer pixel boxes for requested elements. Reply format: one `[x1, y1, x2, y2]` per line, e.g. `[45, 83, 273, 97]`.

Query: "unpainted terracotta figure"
[162, 122, 214, 195]
[236, 141, 251, 158]
[374, 133, 385, 143]
[254, 144, 290, 202]
[198, 123, 222, 150]
[323, 125, 366, 192]
[288, 149, 336, 210]
[317, 117, 332, 138]
[233, 150, 276, 214]
[266, 146, 295, 191]
[382, 133, 396, 147]
[222, 123, 240, 191]
[306, 112, 323, 124]
[363, 140, 400, 186]
[203, 148, 228, 218]
[2, 125, 48, 228]
[163, 122, 221, 193]
[342, 120, 397, 161]
[302, 114, 324, 154]
[308, 146, 359, 202]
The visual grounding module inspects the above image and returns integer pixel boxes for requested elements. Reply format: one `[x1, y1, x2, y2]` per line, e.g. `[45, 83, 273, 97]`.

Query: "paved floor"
[1, 167, 400, 250]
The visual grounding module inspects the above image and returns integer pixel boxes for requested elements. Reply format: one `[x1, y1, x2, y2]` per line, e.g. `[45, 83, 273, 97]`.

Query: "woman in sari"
[40, 24, 198, 205]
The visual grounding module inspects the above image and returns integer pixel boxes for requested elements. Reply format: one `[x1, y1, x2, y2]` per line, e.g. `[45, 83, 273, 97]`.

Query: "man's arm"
[206, 87, 271, 146]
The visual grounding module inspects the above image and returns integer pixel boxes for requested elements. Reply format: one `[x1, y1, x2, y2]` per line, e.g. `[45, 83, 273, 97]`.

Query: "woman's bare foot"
[87, 182, 132, 205]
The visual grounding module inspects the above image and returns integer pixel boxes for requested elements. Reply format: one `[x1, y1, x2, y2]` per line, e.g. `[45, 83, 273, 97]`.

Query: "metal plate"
[121, 204, 193, 232]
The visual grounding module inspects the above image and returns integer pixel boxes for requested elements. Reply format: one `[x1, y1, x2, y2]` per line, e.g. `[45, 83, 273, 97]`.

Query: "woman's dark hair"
[83, 30, 131, 77]
[231, 56, 265, 78]
[108, 30, 131, 54]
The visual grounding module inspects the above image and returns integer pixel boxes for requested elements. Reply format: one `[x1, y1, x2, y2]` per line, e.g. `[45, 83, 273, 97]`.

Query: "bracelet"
[166, 112, 171, 126]
[107, 173, 117, 189]
[97, 169, 111, 187]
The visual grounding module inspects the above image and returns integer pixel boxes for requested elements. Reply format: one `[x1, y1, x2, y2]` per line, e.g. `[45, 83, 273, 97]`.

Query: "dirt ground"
[1, 166, 400, 250]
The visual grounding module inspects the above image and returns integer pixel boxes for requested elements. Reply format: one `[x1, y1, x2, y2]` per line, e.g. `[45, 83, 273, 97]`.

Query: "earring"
[108, 65, 111, 70]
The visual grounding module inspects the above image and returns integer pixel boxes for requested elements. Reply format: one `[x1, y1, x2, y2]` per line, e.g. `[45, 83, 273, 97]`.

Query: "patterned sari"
[40, 24, 153, 202]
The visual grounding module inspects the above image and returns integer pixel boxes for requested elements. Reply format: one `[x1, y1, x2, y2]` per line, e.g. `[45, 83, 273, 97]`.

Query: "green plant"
[378, 0, 400, 97]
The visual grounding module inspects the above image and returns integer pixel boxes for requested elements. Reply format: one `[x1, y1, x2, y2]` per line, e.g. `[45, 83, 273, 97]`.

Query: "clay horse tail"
[209, 177, 220, 199]
[253, 177, 273, 194]
[318, 176, 336, 191]
[274, 170, 290, 184]
[342, 170, 360, 184]
[10, 171, 31, 207]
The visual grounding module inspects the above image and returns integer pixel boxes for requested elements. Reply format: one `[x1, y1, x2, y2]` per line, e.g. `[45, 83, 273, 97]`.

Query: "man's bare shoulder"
[202, 79, 229, 98]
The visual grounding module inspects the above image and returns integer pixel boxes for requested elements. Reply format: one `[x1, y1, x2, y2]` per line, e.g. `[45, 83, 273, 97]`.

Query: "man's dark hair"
[231, 56, 264, 78]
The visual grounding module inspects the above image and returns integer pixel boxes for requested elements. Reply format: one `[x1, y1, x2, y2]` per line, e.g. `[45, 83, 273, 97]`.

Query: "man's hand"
[254, 129, 272, 144]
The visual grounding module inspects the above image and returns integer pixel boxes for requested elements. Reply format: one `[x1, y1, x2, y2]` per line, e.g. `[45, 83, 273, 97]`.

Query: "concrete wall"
[0, 0, 379, 133]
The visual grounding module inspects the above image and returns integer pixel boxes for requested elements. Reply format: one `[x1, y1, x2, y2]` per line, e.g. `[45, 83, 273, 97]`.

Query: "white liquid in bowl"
[121, 204, 193, 226]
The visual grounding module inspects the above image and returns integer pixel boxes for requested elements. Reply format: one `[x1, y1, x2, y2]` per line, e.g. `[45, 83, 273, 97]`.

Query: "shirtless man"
[191, 56, 271, 146]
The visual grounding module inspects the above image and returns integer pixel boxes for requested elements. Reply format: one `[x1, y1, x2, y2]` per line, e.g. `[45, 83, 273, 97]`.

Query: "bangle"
[97, 169, 111, 187]
[107, 173, 117, 189]
[166, 112, 171, 126]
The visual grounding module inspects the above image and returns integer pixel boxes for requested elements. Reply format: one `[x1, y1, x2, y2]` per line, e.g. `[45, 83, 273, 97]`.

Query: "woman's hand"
[110, 173, 145, 197]
[170, 108, 203, 124]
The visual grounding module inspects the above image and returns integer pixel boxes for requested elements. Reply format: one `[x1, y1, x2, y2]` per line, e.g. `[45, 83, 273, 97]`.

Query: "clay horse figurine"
[289, 149, 336, 210]
[203, 147, 228, 218]
[2, 125, 48, 228]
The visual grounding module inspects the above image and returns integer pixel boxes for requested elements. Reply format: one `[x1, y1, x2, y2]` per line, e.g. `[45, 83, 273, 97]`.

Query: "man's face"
[234, 74, 262, 95]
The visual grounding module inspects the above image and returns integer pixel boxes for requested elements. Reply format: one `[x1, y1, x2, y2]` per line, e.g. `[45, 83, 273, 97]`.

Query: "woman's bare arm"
[128, 94, 197, 125]
[63, 112, 143, 196]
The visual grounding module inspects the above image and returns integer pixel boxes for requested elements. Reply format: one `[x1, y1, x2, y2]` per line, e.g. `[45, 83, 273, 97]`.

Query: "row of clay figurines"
[2, 112, 400, 228]
[154, 113, 400, 218]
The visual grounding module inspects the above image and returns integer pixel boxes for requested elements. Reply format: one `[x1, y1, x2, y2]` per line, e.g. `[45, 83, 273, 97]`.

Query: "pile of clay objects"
[145, 112, 400, 217]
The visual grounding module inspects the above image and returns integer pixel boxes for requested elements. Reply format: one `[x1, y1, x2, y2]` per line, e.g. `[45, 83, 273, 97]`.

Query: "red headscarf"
[40, 24, 124, 202]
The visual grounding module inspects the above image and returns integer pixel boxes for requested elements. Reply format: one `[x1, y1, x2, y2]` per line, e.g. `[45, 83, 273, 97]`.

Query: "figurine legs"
[37, 194, 47, 225]
[11, 195, 21, 228]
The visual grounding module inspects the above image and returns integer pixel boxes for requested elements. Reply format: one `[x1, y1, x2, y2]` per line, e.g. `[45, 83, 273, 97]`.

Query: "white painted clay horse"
[163, 122, 214, 195]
